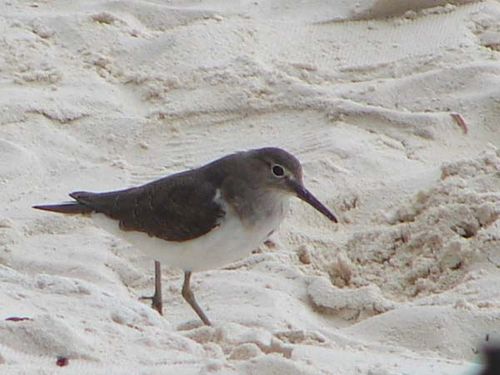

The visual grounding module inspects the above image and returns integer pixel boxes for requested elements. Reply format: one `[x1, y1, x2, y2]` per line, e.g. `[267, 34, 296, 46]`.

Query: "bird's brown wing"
[68, 172, 225, 242]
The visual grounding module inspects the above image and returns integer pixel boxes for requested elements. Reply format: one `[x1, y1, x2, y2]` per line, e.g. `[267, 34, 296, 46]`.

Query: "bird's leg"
[182, 271, 211, 326]
[152, 261, 163, 314]
[140, 261, 163, 315]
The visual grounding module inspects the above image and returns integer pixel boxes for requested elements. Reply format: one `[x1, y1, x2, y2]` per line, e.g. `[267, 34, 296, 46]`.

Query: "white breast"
[90, 196, 289, 272]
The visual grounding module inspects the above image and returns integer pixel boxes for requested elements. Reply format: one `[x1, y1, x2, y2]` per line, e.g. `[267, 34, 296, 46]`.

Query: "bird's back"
[35, 169, 226, 242]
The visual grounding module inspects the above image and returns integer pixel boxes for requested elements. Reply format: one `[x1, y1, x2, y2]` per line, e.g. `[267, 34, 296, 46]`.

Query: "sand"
[1, 0, 499, 373]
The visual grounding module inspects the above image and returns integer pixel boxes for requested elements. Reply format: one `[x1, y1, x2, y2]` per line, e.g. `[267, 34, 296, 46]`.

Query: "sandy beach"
[1, 0, 499, 373]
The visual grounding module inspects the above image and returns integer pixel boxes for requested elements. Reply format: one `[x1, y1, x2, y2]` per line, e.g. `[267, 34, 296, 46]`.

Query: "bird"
[33, 147, 337, 325]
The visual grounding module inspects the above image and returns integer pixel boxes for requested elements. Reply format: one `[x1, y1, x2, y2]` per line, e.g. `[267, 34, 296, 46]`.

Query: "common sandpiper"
[34, 147, 337, 325]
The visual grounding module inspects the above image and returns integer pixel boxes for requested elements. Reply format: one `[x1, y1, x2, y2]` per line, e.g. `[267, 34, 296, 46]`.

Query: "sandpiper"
[34, 147, 337, 325]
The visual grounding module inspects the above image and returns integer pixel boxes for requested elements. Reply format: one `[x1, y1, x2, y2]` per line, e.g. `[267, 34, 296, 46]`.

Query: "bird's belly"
[91, 208, 284, 272]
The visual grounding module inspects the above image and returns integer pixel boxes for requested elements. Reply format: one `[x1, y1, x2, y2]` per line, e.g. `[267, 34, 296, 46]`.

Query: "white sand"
[1, 0, 499, 373]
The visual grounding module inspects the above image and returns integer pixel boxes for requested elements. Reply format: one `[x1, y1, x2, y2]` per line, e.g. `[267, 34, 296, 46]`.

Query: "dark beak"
[288, 179, 338, 223]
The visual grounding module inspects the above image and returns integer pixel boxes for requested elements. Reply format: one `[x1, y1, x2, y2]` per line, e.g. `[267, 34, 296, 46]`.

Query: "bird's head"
[246, 147, 337, 223]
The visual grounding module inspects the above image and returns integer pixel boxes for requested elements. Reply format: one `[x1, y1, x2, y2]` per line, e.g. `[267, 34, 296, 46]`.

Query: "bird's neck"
[225, 186, 290, 228]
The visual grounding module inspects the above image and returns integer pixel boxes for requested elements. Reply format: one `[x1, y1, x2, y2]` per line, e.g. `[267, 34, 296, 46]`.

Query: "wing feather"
[70, 172, 225, 242]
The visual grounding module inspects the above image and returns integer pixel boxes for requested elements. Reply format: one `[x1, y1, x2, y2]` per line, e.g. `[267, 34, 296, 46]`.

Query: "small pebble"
[56, 356, 69, 367]
[297, 245, 311, 264]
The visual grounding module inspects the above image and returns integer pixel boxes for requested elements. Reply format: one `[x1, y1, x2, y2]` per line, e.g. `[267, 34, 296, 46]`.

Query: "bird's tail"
[32, 202, 93, 215]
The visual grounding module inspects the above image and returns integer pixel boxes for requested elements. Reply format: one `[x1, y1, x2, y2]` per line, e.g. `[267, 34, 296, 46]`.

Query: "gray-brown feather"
[33, 147, 301, 242]
[33, 202, 93, 215]
[69, 170, 225, 242]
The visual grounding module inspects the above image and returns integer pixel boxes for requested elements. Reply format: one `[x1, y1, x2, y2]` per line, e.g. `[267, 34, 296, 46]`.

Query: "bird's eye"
[272, 165, 285, 177]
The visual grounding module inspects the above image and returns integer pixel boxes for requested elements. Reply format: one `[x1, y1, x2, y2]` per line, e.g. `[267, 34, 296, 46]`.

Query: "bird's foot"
[140, 292, 163, 315]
